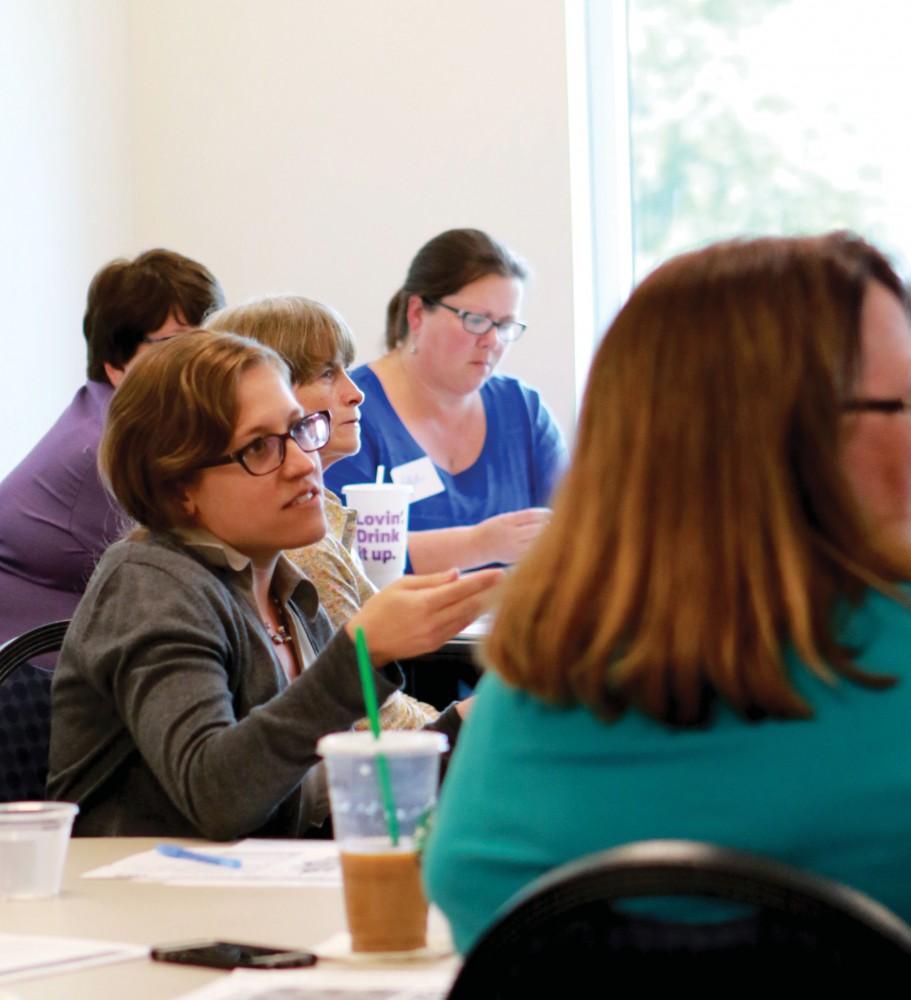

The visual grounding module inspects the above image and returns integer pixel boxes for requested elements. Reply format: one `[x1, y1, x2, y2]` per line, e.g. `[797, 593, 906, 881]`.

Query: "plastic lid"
[341, 483, 413, 494]
[0, 801, 79, 823]
[317, 730, 448, 757]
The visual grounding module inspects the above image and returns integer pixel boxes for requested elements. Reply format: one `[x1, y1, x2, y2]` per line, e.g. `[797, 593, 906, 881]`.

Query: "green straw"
[354, 627, 400, 847]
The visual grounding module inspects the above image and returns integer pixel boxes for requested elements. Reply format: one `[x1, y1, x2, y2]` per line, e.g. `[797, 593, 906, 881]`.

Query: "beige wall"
[2, 0, 583, 476]
[1, 0, 134, 474]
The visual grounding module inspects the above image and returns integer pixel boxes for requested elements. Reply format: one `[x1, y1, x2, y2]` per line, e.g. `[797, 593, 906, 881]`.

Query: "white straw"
[375, 465, 385, 484]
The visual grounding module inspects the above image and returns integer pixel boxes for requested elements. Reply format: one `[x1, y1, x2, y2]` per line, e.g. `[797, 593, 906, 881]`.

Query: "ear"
[178, 483, 198, 522]
[103, 361, 126, 387]
[405, 294, 425, 338]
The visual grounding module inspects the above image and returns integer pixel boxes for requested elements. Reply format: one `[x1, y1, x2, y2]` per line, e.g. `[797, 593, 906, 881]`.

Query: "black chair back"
[0, 620, 69, 801]
[448, 840, 911, 994]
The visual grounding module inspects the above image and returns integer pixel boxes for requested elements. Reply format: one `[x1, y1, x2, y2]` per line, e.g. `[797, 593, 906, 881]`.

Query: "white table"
[0, 838, 454, 999]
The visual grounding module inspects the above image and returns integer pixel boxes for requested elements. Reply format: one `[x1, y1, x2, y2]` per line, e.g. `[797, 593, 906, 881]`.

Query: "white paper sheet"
[455, 612, 491, 641]
[172, 959, 459, 1000]
[82, 839, 342, 887]
[0, 932, 146, 984]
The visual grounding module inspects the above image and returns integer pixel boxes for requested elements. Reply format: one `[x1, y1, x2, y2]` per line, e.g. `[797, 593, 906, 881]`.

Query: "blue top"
[424, 588, 911, 954]
[324, 366, 567, 543]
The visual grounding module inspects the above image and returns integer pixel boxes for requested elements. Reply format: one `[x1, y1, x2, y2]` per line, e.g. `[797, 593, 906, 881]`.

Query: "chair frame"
[0, 620, 69, 684]
[448, 839, 911, 995]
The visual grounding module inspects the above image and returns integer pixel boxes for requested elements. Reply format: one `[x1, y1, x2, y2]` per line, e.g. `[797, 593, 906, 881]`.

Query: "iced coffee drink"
[340, 842, 428, 952]
[318, 731, 447, 954]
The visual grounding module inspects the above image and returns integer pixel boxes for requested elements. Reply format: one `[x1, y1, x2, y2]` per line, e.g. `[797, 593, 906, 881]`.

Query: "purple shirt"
[0, 380, 124, 647]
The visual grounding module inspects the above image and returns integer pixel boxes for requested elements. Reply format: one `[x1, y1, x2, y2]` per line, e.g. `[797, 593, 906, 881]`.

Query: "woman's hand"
[474, 508, 551, 565]
[346, 568, 502, 666]
[407, 507, 552, 574]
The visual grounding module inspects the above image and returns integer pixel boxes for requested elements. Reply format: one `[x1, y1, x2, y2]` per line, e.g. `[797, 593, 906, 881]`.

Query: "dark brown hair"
[84, 249, 224, 382]
[385, 229, 527, 350]
[99, 331, 287, 531]
[486, 232, 911, 726]
[207, 295, 356, 384]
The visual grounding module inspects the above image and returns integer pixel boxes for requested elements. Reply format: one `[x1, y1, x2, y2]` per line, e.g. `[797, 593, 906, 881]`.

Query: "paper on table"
[315, 905, 453, 963]
[455, 612, 491, 640]
[82, 839, 342, 887]
[173, 904, 458, 999]
[0, 932, 146, 984]
[172, 960, 459, 1000]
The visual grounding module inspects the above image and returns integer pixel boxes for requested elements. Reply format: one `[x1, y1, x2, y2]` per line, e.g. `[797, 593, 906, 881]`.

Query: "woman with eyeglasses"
[207, 294, 439, 729]
[46, 332, 500, 839]
[425, 233, 911, 954]
[323, 229, 567, 573]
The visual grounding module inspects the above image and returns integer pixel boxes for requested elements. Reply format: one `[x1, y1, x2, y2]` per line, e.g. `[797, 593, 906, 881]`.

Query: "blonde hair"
[100, 331, 288, 531]
[486, 232, 911, 725]
[207, 296, 356, 384]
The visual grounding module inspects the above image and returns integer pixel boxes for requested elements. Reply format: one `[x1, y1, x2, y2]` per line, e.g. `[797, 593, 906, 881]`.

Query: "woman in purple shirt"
[0, 249, 223, 647]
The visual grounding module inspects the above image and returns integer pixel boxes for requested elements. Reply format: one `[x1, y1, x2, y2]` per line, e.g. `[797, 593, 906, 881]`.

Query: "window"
[627, 0, 911, 280]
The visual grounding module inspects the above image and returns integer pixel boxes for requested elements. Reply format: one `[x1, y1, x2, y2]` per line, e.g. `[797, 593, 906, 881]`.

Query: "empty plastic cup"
[0, 801, 79, 899]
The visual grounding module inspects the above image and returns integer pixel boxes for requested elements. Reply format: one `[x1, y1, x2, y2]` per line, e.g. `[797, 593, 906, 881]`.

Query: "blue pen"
[155, 843, 243, 869]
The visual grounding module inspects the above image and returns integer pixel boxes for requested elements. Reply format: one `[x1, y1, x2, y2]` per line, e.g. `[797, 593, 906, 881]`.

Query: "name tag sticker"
[391, 457, 446, 503]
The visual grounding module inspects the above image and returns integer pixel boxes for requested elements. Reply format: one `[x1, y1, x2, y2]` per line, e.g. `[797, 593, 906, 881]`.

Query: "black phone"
[150, 940, 318, 970]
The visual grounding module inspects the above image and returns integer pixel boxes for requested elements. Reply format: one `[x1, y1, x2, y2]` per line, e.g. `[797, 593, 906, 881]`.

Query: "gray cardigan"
[47, 531, 459, 840]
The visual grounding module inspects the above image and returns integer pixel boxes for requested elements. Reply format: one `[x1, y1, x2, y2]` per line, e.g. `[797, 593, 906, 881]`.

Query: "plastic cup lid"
[0, 801, 79, 824]
[317, 730, 448, 757]
[341, 483, 413, 495]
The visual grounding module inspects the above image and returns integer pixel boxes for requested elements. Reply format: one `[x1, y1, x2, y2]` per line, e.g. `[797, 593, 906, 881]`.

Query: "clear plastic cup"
[318, 731, 447, 952]
[0, 801, 79, 899]
[341, 483, 413, 589]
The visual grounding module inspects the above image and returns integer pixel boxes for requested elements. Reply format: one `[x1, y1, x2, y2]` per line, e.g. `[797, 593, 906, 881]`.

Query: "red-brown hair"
[486, 233, 911, 725]
[100, 331, 287, 531]
[84, 249, 223, 382]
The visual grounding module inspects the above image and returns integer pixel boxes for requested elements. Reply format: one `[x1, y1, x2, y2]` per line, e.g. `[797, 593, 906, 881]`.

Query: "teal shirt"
[424, 589, 911, 954]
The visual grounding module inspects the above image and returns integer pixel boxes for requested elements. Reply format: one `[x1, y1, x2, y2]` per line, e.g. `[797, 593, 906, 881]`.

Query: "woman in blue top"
[324, 229, 566, 573]
[424, 232, 911, 953]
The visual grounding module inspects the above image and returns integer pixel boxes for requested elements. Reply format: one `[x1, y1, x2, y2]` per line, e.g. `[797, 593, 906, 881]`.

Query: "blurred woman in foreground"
[47, 332, 499, 838]
[425, 233, 911, 953]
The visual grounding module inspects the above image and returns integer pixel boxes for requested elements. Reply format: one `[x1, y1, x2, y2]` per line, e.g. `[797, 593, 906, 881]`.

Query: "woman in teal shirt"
[424, 232, 911, 954]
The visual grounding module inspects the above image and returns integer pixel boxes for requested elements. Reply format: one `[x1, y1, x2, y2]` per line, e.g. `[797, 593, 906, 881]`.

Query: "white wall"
[0, 0, 134, 475]
[1, 0, 582, 477]
[127, 0, 580, 433]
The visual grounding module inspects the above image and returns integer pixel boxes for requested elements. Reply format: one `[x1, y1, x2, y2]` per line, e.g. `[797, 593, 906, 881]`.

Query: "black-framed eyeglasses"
[843, 398, 911, 414]
[198, 410, 331, 477]
[423, 298, 527, 343]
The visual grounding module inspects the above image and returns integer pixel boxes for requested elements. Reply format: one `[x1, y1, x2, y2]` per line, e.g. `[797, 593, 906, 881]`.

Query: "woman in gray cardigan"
[47, 331, 499, 839]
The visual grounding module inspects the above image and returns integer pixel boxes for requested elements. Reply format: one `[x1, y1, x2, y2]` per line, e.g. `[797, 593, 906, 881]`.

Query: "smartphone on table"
[151, 940, 318, 970]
